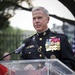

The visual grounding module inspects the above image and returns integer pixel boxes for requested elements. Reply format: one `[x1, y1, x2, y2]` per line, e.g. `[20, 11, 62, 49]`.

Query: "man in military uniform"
[20, 6, 75, 70]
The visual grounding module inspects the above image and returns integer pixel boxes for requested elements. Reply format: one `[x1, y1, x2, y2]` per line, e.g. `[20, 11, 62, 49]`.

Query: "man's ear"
[47, 16, 50, 23]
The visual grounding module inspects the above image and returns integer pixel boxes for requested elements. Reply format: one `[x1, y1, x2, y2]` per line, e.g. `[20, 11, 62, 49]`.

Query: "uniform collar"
[37, 28, 50, 37]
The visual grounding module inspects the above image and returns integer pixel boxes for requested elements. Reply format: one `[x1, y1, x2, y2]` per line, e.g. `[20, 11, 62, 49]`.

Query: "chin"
[35, 27, 42, 32]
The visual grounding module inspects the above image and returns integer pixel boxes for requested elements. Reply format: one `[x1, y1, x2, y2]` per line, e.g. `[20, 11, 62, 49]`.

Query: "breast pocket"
[25, 47, 37, 54]
[24, 47, 39, 59]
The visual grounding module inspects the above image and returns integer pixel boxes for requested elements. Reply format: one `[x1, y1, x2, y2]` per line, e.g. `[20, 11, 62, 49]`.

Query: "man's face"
[32, 10, 49, 32]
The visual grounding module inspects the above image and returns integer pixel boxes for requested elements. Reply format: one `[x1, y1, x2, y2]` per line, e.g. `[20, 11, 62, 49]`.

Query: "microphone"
[0, 38, 31, 60]
[15, 38, 31, 54]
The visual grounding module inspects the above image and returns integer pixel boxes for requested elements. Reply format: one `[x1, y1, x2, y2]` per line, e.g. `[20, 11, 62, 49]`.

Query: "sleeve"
[60, 35, 75, 70]
[0, 64, 8, 75]
[20, 46, 26, 59]
[20, 37, 32, 60]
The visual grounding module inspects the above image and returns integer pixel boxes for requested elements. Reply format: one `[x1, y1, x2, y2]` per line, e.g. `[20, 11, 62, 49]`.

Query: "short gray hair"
[32, 6, 49, 16]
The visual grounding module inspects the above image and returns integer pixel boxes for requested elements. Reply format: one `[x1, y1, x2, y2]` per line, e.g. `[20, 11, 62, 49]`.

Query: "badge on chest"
[45, 37, 60, 52]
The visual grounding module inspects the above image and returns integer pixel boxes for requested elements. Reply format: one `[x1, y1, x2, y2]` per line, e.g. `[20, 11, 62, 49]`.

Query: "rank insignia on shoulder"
[45, 37, 60, 52]
[26, 45, 35, 49]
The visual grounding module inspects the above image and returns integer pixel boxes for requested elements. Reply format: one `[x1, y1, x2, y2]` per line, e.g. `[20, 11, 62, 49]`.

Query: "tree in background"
[0, 0, 33, 30]
[0, 26, 35, 60]
[0, 0, 75, 30]
[0, 0, 33, 60]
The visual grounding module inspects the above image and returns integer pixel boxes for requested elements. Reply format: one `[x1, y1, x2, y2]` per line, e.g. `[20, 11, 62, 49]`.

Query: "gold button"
[38, 64, 42, 68]
[39, 54, 42, 57]
[40, 46, 42, 49]
[38, 46, 42, 52]
[37, 64, 42, 69]
[28, 52, 31, 54]
[39, 38, 42, 41]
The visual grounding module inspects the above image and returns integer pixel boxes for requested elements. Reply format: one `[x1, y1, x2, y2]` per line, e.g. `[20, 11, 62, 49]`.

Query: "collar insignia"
[43, 32, 46, 36]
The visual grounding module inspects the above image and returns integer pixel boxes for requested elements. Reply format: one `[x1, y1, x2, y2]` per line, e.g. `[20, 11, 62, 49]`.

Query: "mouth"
[35, 24, 41, 27]
[35, 26, 41, 29]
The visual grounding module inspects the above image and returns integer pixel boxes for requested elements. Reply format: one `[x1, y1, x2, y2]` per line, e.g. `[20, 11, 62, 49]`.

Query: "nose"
[35, 18, 38, 21]
[35, 18, 39, 23]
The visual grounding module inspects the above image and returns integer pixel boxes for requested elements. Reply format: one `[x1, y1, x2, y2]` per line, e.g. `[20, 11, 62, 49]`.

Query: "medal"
[45, 37, 60, 52]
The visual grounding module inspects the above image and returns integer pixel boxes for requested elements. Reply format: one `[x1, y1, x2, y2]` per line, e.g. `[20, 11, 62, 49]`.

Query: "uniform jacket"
[20, 28, 75, 70]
